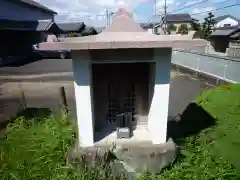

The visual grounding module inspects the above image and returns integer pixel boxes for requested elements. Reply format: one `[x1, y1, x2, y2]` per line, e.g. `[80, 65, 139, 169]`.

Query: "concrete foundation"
[95, 126, 152, 146]
[67, 138, 178, 178]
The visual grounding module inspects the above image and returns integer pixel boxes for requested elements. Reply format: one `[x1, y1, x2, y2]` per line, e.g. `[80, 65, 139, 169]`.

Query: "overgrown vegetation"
[167, 24, 177, 34]
[191, 21, 201, 31]
[193, 30, 205, 39]
[177, 24, 188, 34]
[0, 84, 239, 179]
[0, 112, 120, 180]
[159, 83, 240, 179]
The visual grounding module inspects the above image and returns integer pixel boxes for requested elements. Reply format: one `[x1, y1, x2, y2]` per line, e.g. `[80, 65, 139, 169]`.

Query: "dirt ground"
[0, 81, 76, 122]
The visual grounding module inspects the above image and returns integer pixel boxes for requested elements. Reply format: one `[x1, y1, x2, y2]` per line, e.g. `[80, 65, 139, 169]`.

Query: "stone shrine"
[39, 8, 207, 176]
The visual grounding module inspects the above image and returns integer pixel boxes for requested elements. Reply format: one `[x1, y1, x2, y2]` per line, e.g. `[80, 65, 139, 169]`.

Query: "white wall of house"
[175, 23, 191, 32]
[0, 0, 54, 21]
[215, 18, 239, 28]
[155, 23, 192, 34]
[155, 26, 164, 34]
[147, 28, 153, 34]
[142, 27, 153, 34]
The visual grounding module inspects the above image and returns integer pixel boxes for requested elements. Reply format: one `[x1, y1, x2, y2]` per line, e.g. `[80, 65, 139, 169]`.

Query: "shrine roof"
[39, 8, 207, 51]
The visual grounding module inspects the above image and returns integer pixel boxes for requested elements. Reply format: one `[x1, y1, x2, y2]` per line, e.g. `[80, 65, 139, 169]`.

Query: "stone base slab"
[67, 138, 178, 178]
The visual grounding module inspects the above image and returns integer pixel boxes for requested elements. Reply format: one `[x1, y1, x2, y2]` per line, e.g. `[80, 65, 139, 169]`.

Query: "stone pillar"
[148, 48, 171, 144]
[72, 51, 94, 147]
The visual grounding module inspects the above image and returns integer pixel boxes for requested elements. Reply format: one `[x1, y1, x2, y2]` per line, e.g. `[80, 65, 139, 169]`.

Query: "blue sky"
[36, 0, 239, 26]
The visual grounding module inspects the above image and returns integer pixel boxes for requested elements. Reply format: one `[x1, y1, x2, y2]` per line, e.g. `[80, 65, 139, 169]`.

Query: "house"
[154, 14, 197, 34]
[95, 27, 105, 34]
[55, 22, 86, 36]
[140, 23, 155, 34]
[210, 25, 240, 52]
[80, 27, 98, 36]
[53, 22, 100, 37]
[0, 0, 56, 21]
[214, 15, 240, 28]
[0, 0, 57, 59]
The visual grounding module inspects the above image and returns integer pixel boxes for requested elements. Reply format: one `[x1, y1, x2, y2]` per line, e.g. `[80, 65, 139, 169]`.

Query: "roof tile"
[165, 14, 193, 22]
[12, 0, 57, 14]
[56, 22, 86, 32]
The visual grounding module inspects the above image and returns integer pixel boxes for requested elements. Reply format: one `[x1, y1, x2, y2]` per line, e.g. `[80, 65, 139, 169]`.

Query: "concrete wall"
[227, 43, 240, 58]
[200, 41, 240, 58]
[0, 0, 54, 21]
[172, 49, 240, 83]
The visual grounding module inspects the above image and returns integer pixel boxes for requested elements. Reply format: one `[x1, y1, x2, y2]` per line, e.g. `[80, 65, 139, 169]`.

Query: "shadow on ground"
[0, 107, 52, 130]
[16, 107, 52, 120]
[1, 56, 42, 67]
[167, 102, 216, 142]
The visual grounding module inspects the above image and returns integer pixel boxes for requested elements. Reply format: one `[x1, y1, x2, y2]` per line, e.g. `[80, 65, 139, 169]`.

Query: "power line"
[191, 3, 240, 15]
[156, 0, 211, 17]
[157, 0, 234, 17]
[169, 0, 210, 14]
[155, 0, 211, 31]
[151, 0, 238, 33]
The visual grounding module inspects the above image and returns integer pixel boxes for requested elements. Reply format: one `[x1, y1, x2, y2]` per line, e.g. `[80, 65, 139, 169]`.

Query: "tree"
[167, 24, 177, 34]
[67, 32, 81, 37]
[193, 31, 204, 39]
[202, 12, 216, 39]
[177, 24, 188, 34]
[191, 21, 201, 31]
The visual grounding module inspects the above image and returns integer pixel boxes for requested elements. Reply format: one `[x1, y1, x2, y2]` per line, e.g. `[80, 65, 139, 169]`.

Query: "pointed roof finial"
[103, 8, 144, 32]
[112, 8, 131, 21]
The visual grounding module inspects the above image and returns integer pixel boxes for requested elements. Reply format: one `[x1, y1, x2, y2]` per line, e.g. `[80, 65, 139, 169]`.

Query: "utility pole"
[106, 9, 109, 27]
[152, 0, 156, 34]
[164, 0, 167, 34]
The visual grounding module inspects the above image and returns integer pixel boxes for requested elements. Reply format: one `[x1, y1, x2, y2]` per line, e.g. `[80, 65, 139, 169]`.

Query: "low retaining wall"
[172, 50, 240, 83]
[171, 64, 229, 86]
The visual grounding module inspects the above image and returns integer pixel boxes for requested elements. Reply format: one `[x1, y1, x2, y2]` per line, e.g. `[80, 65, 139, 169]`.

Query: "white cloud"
[155, 0, 175, 14]
[36, 0, 224, 25]
[211, 0, 229, 2]
[156, 0, 174, 9]
[191, 6, 215, 15]
[175, 1, 181, 6]
[184, 0, 203, 7]
[36, 0, 153, 25]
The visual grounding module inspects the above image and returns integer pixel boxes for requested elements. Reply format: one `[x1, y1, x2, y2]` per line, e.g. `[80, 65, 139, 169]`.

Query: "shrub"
[193, 31, 205, 39]
[177, 24, 188, 35]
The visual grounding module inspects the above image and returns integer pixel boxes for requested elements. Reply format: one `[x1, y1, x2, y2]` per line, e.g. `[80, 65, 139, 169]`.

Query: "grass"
[0, 112, 120, 180]
[0, 83, 239, 179]
[158, 83, 240, 180]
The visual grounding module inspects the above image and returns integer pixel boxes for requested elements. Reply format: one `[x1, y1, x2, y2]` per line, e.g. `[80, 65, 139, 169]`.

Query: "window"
[223, 24, 231, 27]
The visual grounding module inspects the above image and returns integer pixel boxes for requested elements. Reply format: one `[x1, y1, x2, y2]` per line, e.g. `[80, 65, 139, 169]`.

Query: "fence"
[172, 49, 240, 83]
[227, 42, 240, 58]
